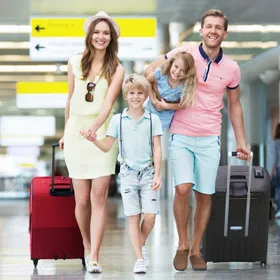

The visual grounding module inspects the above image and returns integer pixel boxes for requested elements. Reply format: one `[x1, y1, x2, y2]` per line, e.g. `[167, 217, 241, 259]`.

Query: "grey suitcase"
[202, 152, 270, 266]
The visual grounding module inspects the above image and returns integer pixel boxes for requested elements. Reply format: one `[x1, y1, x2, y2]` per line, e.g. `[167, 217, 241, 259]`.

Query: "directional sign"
[30, 17, 157, 61]
[16, 82, 68, 108]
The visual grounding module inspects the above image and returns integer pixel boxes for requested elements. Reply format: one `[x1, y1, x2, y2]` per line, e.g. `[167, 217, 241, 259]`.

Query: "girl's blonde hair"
[123, 74, 150, 98]
[81, 18, 119, 84]
[161, 51, 197, 107]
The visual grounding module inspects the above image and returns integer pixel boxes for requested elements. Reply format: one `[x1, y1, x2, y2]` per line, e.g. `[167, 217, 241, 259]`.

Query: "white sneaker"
[87, 261, 102, 273]
[275, 211, 280, 218]
[142, 245, 149, 267]
[133, 259, 146, 274]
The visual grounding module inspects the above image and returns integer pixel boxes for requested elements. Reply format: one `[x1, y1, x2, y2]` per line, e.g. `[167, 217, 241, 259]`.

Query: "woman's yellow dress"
[64, 54, 118, 179]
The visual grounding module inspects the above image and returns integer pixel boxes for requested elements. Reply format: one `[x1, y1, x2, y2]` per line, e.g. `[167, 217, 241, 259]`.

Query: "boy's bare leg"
[128, 214, 144, 259]
[141, 213, 156, 245]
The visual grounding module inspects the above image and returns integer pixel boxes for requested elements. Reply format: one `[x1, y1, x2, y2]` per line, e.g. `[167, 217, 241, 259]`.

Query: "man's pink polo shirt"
[167, 43, 241, 136]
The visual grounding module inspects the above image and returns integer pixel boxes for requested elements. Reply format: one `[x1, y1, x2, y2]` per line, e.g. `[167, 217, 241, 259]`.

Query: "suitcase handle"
[50, 143, 74, 197]
[224, 151, 253, 237]
[229, 175, 248, 196]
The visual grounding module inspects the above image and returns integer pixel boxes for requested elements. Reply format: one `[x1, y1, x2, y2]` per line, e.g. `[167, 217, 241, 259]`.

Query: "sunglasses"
[85, 82, 96, 102]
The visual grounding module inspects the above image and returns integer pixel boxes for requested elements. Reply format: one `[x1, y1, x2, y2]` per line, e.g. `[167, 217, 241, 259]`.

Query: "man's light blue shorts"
[169, 134, 221, 195]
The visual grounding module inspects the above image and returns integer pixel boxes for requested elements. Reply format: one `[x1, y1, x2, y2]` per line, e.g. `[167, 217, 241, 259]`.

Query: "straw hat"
[83, 11, 120, 37]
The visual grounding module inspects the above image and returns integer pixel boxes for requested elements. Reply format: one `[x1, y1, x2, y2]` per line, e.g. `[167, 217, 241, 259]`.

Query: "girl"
[146, 51, 197, 130]
[59, 11, 124, 273]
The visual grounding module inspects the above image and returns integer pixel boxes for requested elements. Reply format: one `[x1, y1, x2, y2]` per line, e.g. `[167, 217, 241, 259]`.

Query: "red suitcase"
[29, 143, 85, 268]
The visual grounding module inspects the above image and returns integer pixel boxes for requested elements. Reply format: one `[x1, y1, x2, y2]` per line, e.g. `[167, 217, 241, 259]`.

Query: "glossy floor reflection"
[0, 198, 280, 280]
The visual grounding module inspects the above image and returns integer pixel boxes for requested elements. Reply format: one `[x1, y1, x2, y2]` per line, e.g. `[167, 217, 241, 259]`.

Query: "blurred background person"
[271, 123, 280, 218]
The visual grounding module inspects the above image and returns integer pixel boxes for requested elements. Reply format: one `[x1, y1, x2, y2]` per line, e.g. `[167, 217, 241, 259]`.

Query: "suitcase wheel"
[82, 258, 86, 267]
[32, 259, 39, 268]
[261, 261, 267, 267]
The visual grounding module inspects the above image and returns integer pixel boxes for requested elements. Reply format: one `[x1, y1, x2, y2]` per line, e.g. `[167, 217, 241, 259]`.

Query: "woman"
[59, 11, 124, 273]
[271, 123, 280, 218]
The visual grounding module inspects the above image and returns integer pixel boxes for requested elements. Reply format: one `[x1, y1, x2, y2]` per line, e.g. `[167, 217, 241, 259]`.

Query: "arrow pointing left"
[35, 25, 45, 32]
[35, 44, 45, 51]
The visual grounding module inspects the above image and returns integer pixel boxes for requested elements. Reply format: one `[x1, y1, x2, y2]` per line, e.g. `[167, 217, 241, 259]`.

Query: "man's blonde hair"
[123, 74, 150, 98]
[201, 9, 228, 31]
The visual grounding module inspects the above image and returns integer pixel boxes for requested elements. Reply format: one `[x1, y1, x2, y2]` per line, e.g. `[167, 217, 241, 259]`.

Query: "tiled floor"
[0, 198, 280, 280]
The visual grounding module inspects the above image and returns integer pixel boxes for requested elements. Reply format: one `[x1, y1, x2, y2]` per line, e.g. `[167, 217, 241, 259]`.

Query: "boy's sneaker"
[275, 211, 280, 218]
[133, 259, 146, 274]
[142, 245, 149, 267]
[87, 261, 102, 273]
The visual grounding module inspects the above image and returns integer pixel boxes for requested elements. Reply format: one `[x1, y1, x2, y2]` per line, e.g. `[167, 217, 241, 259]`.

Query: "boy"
[91, 74, 163, 274]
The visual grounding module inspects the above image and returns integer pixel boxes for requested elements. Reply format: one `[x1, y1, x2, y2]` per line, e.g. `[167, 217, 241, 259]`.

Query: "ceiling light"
[179, 41, 278, 49]
[59, 65, 68, 72]
[0, 42, 30, 49]
[0, 55, 29, 62]
[228, 54, 253, 61]
[193, 23, 280, 33]
[0, 65, 57, 72]
[0, 25, 31, 33]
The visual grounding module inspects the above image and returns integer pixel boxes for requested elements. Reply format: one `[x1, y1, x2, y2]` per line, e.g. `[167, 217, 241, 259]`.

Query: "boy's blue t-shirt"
[146, 68, 184, 130]
[106, 108, 163, 171]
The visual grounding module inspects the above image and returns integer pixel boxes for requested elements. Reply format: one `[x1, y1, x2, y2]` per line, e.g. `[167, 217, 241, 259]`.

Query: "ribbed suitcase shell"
[202, 165, 270, 266]
[29, 158, 84, 267]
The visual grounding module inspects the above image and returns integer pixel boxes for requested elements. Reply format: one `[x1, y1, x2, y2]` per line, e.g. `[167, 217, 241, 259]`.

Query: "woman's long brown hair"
[81, 18, 119, 84]
[161, 52, 197, 108]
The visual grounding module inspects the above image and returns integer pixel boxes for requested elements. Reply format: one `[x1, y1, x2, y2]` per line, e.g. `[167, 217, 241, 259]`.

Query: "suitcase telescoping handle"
[224, 151, 254, 237]
[50, 143, 74, 197]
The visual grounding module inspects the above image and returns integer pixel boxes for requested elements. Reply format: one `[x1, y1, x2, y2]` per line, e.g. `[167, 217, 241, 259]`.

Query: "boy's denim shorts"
[169, 134, 221, 195]
[119, 163, 159, 216]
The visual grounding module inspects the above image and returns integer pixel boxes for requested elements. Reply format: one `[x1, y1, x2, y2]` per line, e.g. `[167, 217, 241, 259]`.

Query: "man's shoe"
[173, 249, 189, 271]
[189, 255, 207, 270]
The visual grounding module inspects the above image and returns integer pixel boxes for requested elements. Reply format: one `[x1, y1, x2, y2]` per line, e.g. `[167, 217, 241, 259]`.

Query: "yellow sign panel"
[17, 82, 68, 94]
[31, 17, 156, 38]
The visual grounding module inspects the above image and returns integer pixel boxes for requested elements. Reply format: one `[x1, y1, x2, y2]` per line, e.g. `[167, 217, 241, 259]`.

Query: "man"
[144, 9, 250, 271]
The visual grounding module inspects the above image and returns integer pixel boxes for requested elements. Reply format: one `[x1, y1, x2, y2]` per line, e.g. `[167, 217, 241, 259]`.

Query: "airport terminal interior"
[0, 0, 280, 279]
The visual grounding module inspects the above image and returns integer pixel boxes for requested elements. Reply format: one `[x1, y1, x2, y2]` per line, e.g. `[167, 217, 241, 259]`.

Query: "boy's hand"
[80, 125, 97, 142]
[152, 176, 162, 191]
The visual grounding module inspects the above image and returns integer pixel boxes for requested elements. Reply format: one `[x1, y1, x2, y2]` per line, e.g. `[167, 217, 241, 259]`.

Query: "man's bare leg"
[189, 191, 211, 270]
[173, 183, 193, 270]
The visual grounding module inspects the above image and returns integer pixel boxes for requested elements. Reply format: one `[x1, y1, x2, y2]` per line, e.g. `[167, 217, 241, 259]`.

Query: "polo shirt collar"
[199, 43, 223, 64]
[121, 108, 150, 119]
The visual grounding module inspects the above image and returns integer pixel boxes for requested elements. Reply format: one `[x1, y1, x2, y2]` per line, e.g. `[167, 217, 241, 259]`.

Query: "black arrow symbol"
[35, 44, 45, 51]
[35, 25, 45, 32]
